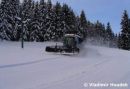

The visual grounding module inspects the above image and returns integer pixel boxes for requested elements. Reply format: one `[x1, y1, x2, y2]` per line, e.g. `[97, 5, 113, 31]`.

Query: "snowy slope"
[0, 42, 130, 89]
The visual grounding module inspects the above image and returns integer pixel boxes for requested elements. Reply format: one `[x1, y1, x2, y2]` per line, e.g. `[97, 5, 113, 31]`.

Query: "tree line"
[0, 0, 129, 50]
[0, 0, 88, 41]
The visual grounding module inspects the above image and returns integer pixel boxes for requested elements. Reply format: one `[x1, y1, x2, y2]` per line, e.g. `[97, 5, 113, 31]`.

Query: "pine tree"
[95, 21, 102, 38]
[89, 21, 107, 45]
[120, 10, 130, 50]
[105, 22, 113, 46]
[44, 0, 56, 40]
[47, 0, 52, 10]
[128, 19, 130, 48]
[29, 2, 41, 41]
[79, 10, 88, 38]
[113, 34, 118, 48]
[0, 0, 20, 41]
[0, 0, 11, 40]
[39, 0, 47, 41]
[75, 16, 82, 36]
[101, 24, 106, 38]
[100, 24, 106, 44]
[8, 0, 20, 41]
[86, 21, 94, 38]
[0, 3, 3, 40]
[53, 2, 64, 40]
[62, 4, 77, 33]
[118, 33, 122, 48]
[20, 0, 34, 41]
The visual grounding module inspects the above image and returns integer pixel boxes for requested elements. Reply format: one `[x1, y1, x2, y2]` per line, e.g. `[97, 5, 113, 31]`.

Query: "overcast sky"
[1, 0, 130, 33]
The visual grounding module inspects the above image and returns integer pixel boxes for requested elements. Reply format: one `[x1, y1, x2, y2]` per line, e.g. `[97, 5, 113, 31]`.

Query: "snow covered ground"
[0, 41, 130, 89]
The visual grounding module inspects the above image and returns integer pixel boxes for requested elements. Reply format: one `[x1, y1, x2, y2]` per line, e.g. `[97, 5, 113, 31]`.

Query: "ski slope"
[0, 41, 130, 89]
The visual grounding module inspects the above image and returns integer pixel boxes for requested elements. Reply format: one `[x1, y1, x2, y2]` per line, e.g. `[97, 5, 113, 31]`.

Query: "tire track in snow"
[0, 57, 59, 69]
[29, 58, 111, 89]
